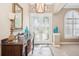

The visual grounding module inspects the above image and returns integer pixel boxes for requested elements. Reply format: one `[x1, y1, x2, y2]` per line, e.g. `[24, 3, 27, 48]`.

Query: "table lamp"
[8, 13, 16, 42]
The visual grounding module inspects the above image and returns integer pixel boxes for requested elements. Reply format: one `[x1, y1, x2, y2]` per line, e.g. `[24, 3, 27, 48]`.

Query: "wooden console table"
[1, 38, 32, 56]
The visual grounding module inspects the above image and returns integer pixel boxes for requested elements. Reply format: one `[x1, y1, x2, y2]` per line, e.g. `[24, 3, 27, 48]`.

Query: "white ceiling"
[20, 3, 79, 8]
[64, 3, 79, 8]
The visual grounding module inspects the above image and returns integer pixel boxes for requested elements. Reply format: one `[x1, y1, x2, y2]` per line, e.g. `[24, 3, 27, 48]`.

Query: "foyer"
[0, 3, 79, 56]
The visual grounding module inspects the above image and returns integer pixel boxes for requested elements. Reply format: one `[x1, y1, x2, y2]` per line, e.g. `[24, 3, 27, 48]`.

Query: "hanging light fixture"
[35, 3, 45, 13]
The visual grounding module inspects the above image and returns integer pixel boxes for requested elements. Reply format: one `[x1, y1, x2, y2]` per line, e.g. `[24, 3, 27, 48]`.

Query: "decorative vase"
[53, 26, 58, 33]
[8, 34, 16, 42]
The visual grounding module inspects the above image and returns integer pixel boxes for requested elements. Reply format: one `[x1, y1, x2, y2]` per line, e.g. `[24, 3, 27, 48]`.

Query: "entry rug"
[32, 45, 54, 56]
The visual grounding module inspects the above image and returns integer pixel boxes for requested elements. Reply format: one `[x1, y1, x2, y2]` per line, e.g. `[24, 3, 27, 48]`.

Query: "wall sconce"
[8, 13, 16, 42]
[35, 3, 45, 13]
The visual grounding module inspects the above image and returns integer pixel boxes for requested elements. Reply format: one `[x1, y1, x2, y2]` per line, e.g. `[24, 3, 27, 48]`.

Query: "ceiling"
[20, 3, 79, 14]
[64, 3, 79, 8]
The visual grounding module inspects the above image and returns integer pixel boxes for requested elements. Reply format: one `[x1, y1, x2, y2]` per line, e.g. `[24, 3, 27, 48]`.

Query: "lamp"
[8, 13, 16, 42]
[35, 3, 45, 13]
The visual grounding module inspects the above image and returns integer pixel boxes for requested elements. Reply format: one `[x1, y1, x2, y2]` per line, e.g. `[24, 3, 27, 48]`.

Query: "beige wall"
[0, 3, 12, 40]
[0, 3, 30, 40]
[53, 8, 79, 42]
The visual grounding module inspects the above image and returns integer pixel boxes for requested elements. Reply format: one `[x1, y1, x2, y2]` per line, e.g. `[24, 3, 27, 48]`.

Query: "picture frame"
[12, 3, 23, 30]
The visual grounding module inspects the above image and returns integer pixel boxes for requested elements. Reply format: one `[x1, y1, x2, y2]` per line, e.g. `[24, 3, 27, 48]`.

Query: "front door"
[30, 13, 52, 44]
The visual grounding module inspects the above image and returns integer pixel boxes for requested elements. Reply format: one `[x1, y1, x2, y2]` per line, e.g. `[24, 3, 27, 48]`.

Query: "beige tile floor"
[52, 44, 79, 56]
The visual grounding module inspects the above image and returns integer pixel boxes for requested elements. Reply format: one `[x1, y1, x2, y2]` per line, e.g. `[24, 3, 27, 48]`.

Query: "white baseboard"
[52, 42, 79, 47]
[61, 42, 79, 44]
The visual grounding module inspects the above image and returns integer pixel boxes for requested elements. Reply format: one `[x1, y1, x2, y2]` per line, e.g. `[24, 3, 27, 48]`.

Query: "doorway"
[30, 13, 52, 44]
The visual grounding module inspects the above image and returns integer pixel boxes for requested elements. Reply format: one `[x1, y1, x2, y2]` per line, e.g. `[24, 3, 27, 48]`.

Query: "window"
[64, 10, 79, 39]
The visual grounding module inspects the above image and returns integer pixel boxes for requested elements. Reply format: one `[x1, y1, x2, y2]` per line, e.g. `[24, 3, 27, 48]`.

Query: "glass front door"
[30, 13, 52, 44]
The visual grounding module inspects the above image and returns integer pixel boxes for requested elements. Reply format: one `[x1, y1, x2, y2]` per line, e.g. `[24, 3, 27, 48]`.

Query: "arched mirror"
[12, 3, 23, 30]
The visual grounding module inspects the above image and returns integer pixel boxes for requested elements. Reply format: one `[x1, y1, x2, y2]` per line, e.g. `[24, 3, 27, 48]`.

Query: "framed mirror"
[12, 3, 23, 29]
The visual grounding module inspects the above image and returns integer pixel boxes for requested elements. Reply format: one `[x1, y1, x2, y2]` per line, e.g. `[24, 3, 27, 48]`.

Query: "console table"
[1, 38, 32, 56]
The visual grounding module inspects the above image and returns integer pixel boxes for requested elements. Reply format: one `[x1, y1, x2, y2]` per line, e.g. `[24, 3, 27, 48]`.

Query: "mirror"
[12, 3, 23, 29]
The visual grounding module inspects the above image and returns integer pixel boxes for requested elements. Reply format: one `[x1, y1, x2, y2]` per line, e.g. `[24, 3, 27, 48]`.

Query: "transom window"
[64, 10, 79, 39]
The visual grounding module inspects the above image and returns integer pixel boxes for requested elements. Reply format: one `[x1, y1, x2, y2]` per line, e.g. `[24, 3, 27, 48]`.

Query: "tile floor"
[31, 44, 79, 56]
[52, 44, 79, 56]
[32, 44, 54, 56]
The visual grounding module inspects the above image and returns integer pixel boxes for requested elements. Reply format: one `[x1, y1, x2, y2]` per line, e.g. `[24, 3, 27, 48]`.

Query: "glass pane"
[75, 19, 79, 24]
[64, 29, 72, 34]
[64, 31, 72, 38]
[65, 11, 73, 18]
[33, 17, 40, 27]
[74, 24, 79, 29]
[42, 32, 48, 40]
[35, 33, 41, 41]
[65, 19, 73, 24]
[74, 30, 79, 36]
[64, 24, 72, 29]
[43, 16, 49, 24]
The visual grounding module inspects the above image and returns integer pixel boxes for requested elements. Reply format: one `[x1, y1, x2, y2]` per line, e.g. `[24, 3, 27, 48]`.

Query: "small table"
[53, 33, 60, 47]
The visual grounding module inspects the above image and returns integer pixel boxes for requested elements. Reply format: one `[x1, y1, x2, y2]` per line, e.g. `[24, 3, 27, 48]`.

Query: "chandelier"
[35, 3, 45, 13]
